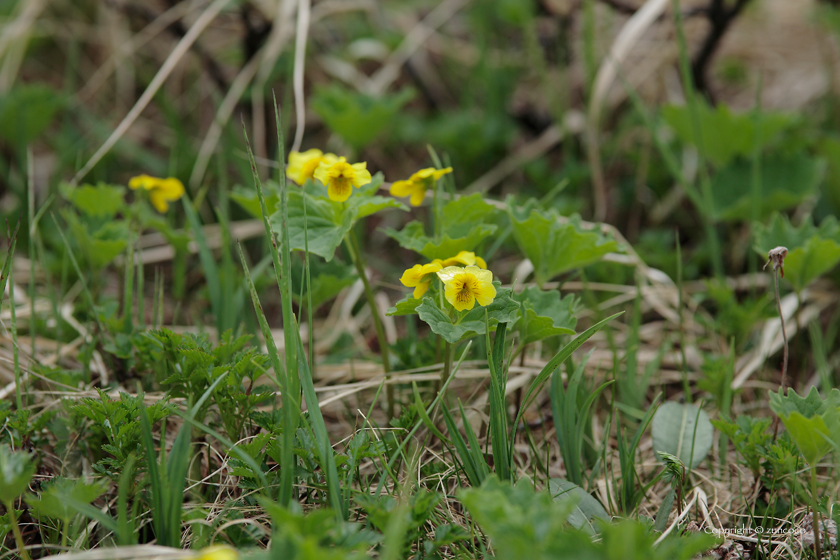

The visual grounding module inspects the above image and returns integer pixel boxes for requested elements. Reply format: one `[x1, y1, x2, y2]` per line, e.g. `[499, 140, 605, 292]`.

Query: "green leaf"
[386, 294, 423, 316]
[754, 213, 840, 292]
[512, 287, 578, 344]
[507, 206, 618, 285]
[311, 85, 414, 150]
[27, 478, 109, 521]
[277, 189, 352, 261]
[782, 412, 835, 467]
[270, 174, 402, 261]
[769, 387, 840, 465]
[651, 402, 713, 469]
[0, 445, 36, 503]
[662, 102, 794, 168]
[415, 283, 518, 343]
[548, 479, 609, 535]
[65, 183, 125, 218]
[0, 83, 64, 147]
[442, 193, 498, 228]
[709, 155, 824, 222]
[230, 184, 279, 218]
[62, 210, 128, 269]
[383, 221, 497, 261]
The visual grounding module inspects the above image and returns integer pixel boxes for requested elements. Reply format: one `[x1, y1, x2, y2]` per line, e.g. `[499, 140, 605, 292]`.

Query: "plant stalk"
[5, 499, 30, 560]
[773, 268, 788, 391]
[809, 467, 822, 560]
[346, 229, 393, 417]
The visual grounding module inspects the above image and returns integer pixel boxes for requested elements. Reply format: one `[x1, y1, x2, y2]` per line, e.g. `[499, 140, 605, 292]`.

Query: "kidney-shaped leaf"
[651, 402, 713, 469]
[416, 284, 518, 343]
[512, 287, 578, 344]
[549, 478, 610, 535]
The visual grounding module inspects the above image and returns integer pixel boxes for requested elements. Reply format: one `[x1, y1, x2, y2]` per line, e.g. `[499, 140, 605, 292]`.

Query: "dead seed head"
[763, 246, 788, 278]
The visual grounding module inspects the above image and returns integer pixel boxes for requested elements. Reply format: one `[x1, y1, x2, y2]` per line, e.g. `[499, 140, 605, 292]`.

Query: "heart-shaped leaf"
[507, 206, 618, 285]
[384, 221, 497, 261]
[416, 284, 519, 343]
[512, 287, 578, 344]
[709, 155, 824, 222]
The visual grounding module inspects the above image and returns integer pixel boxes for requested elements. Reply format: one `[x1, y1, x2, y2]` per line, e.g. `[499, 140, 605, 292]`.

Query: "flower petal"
[328, 179, 353, 202]
[409, 185, 426, 206]
[149, 190, 170, 213]
[436, 266, 464, 284]
[389, 180, 415, 197]
[420, 262, 442, 275]
[413, 281, 430, 299]
[400, 264, 425, 287]
[129, 174, 156, 191]
[474, 280, 496, 307]
[350, 162, 372, 187]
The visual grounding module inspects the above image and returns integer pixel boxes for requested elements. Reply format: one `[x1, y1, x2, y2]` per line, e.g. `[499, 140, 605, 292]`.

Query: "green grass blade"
[237, 244, 295, 503]
[486, 316, 510, 480]
[512, 312, 622, 455]
[181, 193, 223, 333]
[294, 322, 345, 518]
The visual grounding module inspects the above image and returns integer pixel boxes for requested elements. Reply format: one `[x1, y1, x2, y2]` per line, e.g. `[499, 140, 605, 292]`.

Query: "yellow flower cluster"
[389, 167, 452, 206]
[128, 174, 185, 212]
[287, 151, 451, 206]
[399, 251, 495, 311]
[287, 149, 371, 202]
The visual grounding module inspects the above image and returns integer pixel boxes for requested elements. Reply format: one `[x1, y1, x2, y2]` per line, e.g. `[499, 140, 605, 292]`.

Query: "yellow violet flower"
[437, 265, 496, 312]
[434, 251, 487, 269]
[400, 262, 442, 299]
[313, 157, 372, 202]
[287, 149, 339, 185]
[195, 546, 238, 560]
[389, 167, 453, 206]
[128, 174, 185, 213]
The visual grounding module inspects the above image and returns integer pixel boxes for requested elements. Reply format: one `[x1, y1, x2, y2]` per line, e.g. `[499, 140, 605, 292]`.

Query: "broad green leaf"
[782, 412, 835, 467]
[0, 84, 64, 147]
[0, 445, 36, 503]
[63, 210, 128, 269]
[442, 193, 498, 227]
[512, 287, 578, 344]
[27, 478, 109, 521]
[416, 284, 518, 343]
[66, 183, 125, 218]
[769, 387, 840, 465]
[230, 184, 279, 218]
[274, 189, 352, 261]
[507, 206, 618, 285]
[386, 294, 423, 316]
[662, 102, 794, 167]
[651, 402, 713, 469]
[311, 85, 414, 150]
[548, 478, 609, 535]
[783, 238, 840, 293]
[709, 155, 824, 222]
[769, 386, 840, 419]
[348, 174, 407, 218]
[383, 221, 497, 261]
[292, 259, 357, 310]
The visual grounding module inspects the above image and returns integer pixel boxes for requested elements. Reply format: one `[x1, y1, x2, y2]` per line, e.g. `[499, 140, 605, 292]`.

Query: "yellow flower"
[437, 265, 496, 312]
[313, 157, 372, 202]
[400, 262, 442, 299]
[434, 251, 487, 269]
[129, 174, 185, 213]
[195, 545, 238, 560]
[287, 149, 339, 185]
[389, 167, 453, 206]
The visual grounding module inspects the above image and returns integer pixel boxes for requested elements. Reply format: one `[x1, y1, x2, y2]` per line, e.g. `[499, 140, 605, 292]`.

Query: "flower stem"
[773, 268, 788, 392]
[809, 467, 822, 560]
[5, 499, 30, 560]
[346, 229, 394, 418]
